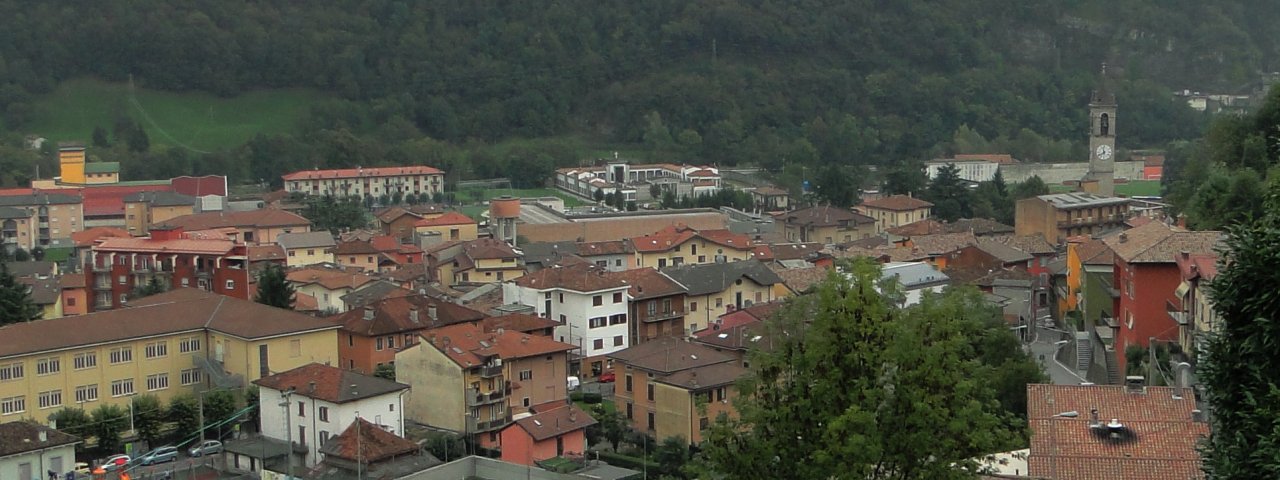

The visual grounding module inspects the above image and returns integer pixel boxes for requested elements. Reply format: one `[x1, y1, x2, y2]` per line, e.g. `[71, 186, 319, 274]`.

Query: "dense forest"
[0, 1, 1275, 188]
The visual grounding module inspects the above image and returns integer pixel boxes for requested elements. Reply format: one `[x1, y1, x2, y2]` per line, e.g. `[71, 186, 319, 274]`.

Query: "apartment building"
[776, 205, 877, 244]
[605, 267, 688, 345]
[157, 209, 311, 245]
[335, 295, 486, 374]
[414, 212, 478, 243]
[282, 166, 445, 198]
[0, 288, 340, 424]
[276, 232, 337, 267]
[122, 191, 196, 235]
[503, 263, 632, 377]
[0, 193, 84, 250]
[662, 259, 790, 334]
[431, 238, 524, 287]
[286, 266, 382, 313]
[630, 225, 754, 269]
[374, 205, 448, 242]
[1015, 193, 1132, 244]
[84, 225, 255, 311]
[254, 363, 409, 467]
[334, 236, 423, 273]
[608, 337, 745, 444]
[857, 195, 934, 233]
[396, 323, 577, 448]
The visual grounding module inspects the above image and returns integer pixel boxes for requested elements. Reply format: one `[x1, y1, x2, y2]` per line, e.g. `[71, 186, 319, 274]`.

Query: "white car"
[567, 376, 580, 391]
[101, 455, 131, 472]
[189, 439, 223, 457]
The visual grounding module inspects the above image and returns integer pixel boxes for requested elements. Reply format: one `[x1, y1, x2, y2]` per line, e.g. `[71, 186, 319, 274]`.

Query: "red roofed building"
[85, 225, 254, 311]
[631, 224, 754, 269]
[499, 403, 596, 466]
[413, 211, 479, 243]
[282, 166, 445, 198]
[157, 209, 311, 245]
[1172, 251, 1219, 356]
[335, 295, 486, 374]
[1135, 154, 1165, 180]
[856, 195, 934, 233]
[604, 267, 688, 345]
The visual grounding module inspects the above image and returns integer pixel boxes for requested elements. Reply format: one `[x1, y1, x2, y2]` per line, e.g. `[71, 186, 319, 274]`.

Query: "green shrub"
[582, 392, 603, 404]
[597, 451, 657, 471]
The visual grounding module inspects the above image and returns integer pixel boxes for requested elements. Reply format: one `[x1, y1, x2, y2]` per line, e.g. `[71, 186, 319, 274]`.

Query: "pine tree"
[254, 264, 296, 309]
[0, 263, 41, 325]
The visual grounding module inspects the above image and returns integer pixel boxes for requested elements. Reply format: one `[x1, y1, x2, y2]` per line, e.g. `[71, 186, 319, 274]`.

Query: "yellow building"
[18, 277, 63, 320]
[631, 225, 755, 269]
[57, 143, 86, 185]
[857, 195, 934, 233]
[661, 259, 790, 334]
[0, 288, 340, 424]
[276, 232, 337, 267]
[286, 266, 381, 313]
[430, 238, 524, 287]
[123, 192, 196, 235]
[413, 212, 478, 243]
[775, 205, 877, 244]
[83, 162, 120, 185]
[0, 194, 84, 249]
[609, 337, 746, 444]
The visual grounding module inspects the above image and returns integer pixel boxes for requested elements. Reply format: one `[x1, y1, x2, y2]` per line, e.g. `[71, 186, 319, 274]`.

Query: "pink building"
[499, 404, 595, 466]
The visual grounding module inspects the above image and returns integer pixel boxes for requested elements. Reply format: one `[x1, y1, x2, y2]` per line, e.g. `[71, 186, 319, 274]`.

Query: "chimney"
[428, 304, 438, 322]
[1118, 233, 1128, 243]
[38, 430, 47, 442]
[1180, 250, 1190, 260]
[1177, 214, 1188, 229]
[1124, 375, 1146, 394]
[1089, 408, 1100, 427]
[309, 381, 317, 394]
[363, 306, 375, 321]
[409, 307, 419, 323]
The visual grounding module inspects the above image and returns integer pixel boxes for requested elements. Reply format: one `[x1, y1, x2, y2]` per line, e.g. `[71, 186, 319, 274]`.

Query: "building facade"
[283, 166, 445, 198]
[84, 226, 255, 311]
[0, 193, 84, 250]
[503, 264, 632, 377]
[0, 422, 80, 479]
[335, 296, 486, 374]
[924, 159, 999, 182]
[662, 260, 789, 334]
[631, 225, 754, 269]
[608, 338, 743, 444]
[158, 209, 311, 245]
[857, 195, 934, 233]
[776, 205, 876, 244]
[1015, 193, 1132, 245]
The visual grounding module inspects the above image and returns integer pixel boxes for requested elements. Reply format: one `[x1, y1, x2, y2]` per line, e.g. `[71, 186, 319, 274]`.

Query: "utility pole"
[280, 388, 295, 480]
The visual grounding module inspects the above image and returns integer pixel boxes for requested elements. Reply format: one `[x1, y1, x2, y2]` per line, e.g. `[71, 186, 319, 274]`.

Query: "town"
[0, 78, 1232, 480]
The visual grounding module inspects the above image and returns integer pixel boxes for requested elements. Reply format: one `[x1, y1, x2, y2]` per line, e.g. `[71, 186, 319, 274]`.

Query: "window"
[647, 301, 657, 316]
[225, 280, 235, 290]
[614, 335, 624, 346]
[625, 375, 633, 392]
[36, 357, 60, 376]
[348, 334, 354, 347]
[1126, 311, 1134, 330]
[699, 417, 709, 430]
[658, 258, 667, 268]
[145, 341, 168, 359]
[559, 314, 567, 324]
[288, 251, 296, 257]
[319, 407, 329, 422]
[647, 412, 655, 430]
[626, 402, 634, 419]
[146, 373, 169, 391]
[307, 249, 315, 256]
[118, 275, 127, 285]
[519, 370, 533, 381]
[558, 293, 564, 303]
[647, 384, 655, 401]
[593, 295, 603, 306]
[716, 387, 727, 401]
[609, 314, 627, 325]
[376, 337, 384, 350]
[616, 259, 623, 267]
[75, 384, 98, 403]
[589, 317, 607, 328]
[593, 339, 604, 350]
[387, 336, 396, 349]
[110, 347, 132, 364]
[299, 426, 307, 446]
[1, 396, 25, 415]
[715, 298, 723, 308]
[1127, 280, 1135, 300]
[320, 431, 330, 445]
[181, 369, 202, 385]
[613, 292, 623, 303]
[298, 401, 306, 417]
[110, 379, 134, 397]
[0, 362, 24, 381]
[66, 297, 75, 306]
[180, 337, 201, 353]
[690, 302, 698, 312]
[39, 390, 62, 409]
[119, 294, 128, 304]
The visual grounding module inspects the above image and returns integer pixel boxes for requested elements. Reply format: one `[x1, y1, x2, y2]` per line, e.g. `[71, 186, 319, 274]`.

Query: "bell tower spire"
[1084, 63, 1117, 196]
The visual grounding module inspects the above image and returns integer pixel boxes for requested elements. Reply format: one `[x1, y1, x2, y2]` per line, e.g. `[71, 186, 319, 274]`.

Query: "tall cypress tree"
[0, 263, 41, 325]
[254, 264, 296, 310]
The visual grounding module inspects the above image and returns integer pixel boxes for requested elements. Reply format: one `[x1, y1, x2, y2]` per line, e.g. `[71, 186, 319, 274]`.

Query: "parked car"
[598, 371, 616, 383]
[188, 439, 223, 457]
[100, 455, 131, 472]
[566, 376, 580, 391]
[70, 462, 90, 476]
[136, 446, 179, 465]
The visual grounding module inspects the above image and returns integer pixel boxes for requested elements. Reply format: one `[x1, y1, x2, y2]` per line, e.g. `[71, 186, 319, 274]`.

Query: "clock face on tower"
[1095, 144, 1113, 160]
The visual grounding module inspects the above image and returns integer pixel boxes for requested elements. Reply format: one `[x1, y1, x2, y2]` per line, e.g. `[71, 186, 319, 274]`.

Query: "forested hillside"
[0, 1, 1275, 186]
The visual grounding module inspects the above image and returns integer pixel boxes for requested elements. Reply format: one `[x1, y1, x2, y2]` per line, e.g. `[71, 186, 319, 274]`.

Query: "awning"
[1174, 281, 1191, 300]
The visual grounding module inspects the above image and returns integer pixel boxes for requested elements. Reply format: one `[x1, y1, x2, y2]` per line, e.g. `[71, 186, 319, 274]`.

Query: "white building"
[0, 422, 80, 480]
[253, 363, 409, 467]
[925, 159, 999, 183]
[554, 162, 721, 201]
[282, 166, 445, 198]
[502, 263, 632, 377]
[880, 261, 950, 307]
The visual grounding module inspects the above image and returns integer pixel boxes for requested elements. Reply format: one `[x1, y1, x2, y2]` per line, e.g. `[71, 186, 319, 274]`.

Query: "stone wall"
[1001, 161, 1144, 185]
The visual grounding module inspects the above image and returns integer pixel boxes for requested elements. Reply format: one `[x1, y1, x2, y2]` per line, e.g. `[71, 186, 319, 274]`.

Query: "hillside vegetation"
[0, 1, 1274, 186]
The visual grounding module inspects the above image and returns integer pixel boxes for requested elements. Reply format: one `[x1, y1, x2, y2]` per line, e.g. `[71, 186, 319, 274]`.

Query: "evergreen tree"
[90, 404, 129, 453]
[1202, 185, 1280, 477]
[91, 126, 110, 147]
[884, 164, 929, 197]
[924, 163, 972, 222]
[0, 263, 41, 324]
[1011, 175, 1050, 200]
[255, 264, 296, 309]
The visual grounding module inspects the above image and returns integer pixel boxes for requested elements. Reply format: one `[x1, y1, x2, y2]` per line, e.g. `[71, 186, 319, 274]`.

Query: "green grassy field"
[1047, 180, 1162, 197]
[26, 78, 329, 151]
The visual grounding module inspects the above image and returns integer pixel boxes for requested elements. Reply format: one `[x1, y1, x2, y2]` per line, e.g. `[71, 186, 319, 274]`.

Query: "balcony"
[471, 413, 514, 433]
[643, 310, 684, 323]
[478, 365, 503, 378]
[1167, 301, 1190, 326]
[466, 387, 508, 407]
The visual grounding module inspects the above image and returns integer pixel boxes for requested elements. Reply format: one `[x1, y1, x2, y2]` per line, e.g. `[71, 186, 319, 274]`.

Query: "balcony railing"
[473, 414, 514, 433]
[1167, 301, 1190, 326]
[466, 387, 508, 407]
[643, 310, 684, 323]
[478, 365, 503, 378]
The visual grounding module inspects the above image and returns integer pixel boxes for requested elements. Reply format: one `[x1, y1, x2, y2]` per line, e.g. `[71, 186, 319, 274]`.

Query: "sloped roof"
[5, 261, 56, 278]
[607, 336, 735, 374]
[975, 238, 1034, 264]
[1104, 222, 1222, 264]
[413, 211, 475, 228]
[71, 226, 133, 247]
[333, 240, 381, 255]
[861, 195, 933, 211]
[254, 363, 407, 403]
[286, 266, 380, 291]
[1077, 238, 1115, 266]
[277, 231, 336, 250]
[909, 232, 977, 255]
[94, 236, 237, 256]
[655, 361, 748, 390]
[947, 218, 1015, 236]
[0, 288, 340, 359]
[575, 240, 633, 256]
[481, 314, 560, 334]
[603, 267, 685, 300]
[339, 281, 414, 309]
[0, 421, 80, 457]
[778, 205, 875, 228]
[248, 245, 287, 262]
[514, 263, 629, 293]
[460, 238, 519, 260]
[336, 294, 486, 337]
[423, 323, 576, 367]
[320, 417, 419, 463]
[123, 190, 194, 207]
[18, 277, 60, 305]
[992, 234, 1056, 255]
[509, 404, 597, 442]
[661, 259, 784, 296]
[770, 265, 829, 294]
[882, 262, 950, 288]
[886, 219, 946, 236]
[160, 209, 310, 230]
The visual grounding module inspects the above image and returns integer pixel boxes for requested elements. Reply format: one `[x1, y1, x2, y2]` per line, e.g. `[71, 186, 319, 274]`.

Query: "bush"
[581, 393, 603, 404]
[597, 451, 658, 471]
[569, 391, 584, 402]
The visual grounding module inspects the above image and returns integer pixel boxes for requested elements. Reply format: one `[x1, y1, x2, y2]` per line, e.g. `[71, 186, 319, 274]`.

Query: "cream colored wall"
[213, 329, 339, 382]
[635, 239, 752, 268]
[415, 223, 478, 242]
[45, 204, 82, 241]
[151, 205, 193, 226]
[682, 280, 786, 333]
[396, 342, 465, 432]
[654, 382, 692, 443]
[285, 247, 335, 268]
[255, 226, 310, 245]
[456, 258, 523, 285]
[125, 202, 147, 235]
[292, 284, 352, 312]
[338, 254, 380, 272]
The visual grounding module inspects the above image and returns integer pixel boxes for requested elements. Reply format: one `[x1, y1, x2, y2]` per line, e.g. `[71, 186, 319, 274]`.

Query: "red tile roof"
[1105, 222, 1221, 264]
[71, 226, 133, 247]
[93, 236, 237, 256]
[286, 267, 380, 291]
[320, 417, 419, 463]
[171, 176, 228, 196]
[860, 195, 934, 211]
[575, 240, 632, 256]
[159, 209, 310, 230]
[413, 211, 475, 227]
[508, 403, 597, 442]
[282, 166, 444, 181]
[513, 263, 630, 292]
[603, 267, 685, 300]
[78, 184, 173, 217]
[886, 219, 947, 236]
[1175, 252, 1218, 282]
[630, 225, 699, 253]
[248, 245, 286, 262]
[423, 323, 577, 367]
[254, 363, 407, 404]
[336, 295, 486, 336]
[481, 314, 560, 334]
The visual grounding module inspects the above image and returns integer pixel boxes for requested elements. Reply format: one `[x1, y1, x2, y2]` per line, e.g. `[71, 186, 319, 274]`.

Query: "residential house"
[0, 421, 80, 479]
[58, 274, 87, 316]
[277, 232, 337, 267]
[84, 225, 252, 311]
[414, 212, 479, 244]
[769, 265, 829, 295]
[157, 209, 311, 245]
[123, 191, 196, 235]
[254, 363, 409, 467]
[339, 280, 414, 311]
[481, 314, 561, 337]
[18, 276, 63, 319]
[776, 205, 876, 244]
[879, 262, 950, 307]
[608, 337, 745, 444]
[396, 323, 577, 448]
[606, 267, 688, 345]
[286, 266, 381, 313]
[438, 238, 523, 287]
[630, 225, 754, 269]
[0, 288, 340, 423]
[1015, 193, 1132, 245]
[662, 259, 789, 334]
[0, 193, 84, 249]
[334, 236, 423, 273]
[857, 195, 933, 233]
[310, 417, 440, 479]
[375, 204, 447, 242]
[335, 295, 486, 374]
[522, 240, 634, 272]
[499, 403, 596, 466]
[282, 166, 445, 198]
[1103, 222, 1220, 371]
[1026, 383, 1207, 480]
[895, 232, 978, 270]
[503, 263, 632, 377]
[749, 186, 791, 212]
[1172, 252, 1219, 360]
[694, 300, 782, 345]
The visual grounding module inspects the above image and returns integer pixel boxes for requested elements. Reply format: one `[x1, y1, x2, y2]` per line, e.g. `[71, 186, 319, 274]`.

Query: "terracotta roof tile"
[254, 363, 407, 404]
[992, 234, 1057, 255]
[575, 240, 633, 256]
[282, 166, 443, 181]
[336, 295, 486, 336]
[602, 267, 685, 299]
[94, 236, 237, 255]
[909, 232, 977, 255]
[286, 266, 381, 290]
[413, 211, 476, 227]
[778, 205, 875, 228]
[248, 245, 287, 262]
[159, 208, 310, 230]
[606, 337, 734, 374]
[319, 417, 419, 463]
[655, 361, 748, 390]
[886, 219, 947, 236]
[514, 263, 629, 292]
[422, 323, 577, 367]
[860, 195, 933, 211]
[71, 226, 132, 247]
[509, 404, 597, 442]
[1104, 222, 1221, 264]
[770, 265, 829, 294]
[481, 314, 560, 334]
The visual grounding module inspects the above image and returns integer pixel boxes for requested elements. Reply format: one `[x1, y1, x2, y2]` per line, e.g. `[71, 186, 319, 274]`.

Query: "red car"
[598, 372, 616, 383]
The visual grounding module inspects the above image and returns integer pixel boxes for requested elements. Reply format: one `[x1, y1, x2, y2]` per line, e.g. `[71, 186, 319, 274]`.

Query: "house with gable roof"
[630, 224, 754, 269]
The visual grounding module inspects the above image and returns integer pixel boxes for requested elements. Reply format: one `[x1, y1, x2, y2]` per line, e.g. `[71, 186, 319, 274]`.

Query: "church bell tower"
[1085, 64, 1117, 197]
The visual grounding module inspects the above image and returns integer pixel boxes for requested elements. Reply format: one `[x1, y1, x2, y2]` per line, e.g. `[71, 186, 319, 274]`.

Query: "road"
[1028, 336, 1089, 385]
[116, 456, 223, 480]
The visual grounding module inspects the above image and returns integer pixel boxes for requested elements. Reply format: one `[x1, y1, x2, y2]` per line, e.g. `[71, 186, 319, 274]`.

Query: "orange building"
[499, 404, 595, 465]
[608, 337, 746, 443]
[59, 273, 89, 316]
[335, 295, 486, 374]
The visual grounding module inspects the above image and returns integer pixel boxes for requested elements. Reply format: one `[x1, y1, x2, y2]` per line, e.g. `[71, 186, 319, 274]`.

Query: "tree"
[924, 163, 971, 222]
[1201, 184, 1280, 477]
[643, 111, 674, 151]
[1011, 175, 1050, 200]
[593, 189, 605, 202]
[649, 183, 662, 200]
[49, 407, 92, 448]
[90, 404, 129, 453]
[255, 263, 296, 309]
[374, 363, 396, 381]
[403, 193, 418, 205]
[132, 394, 166, 445]
[695, 261, 1024, 479]
[202, 390, 239, 437]
[245, 386, 261, 432]
[168, 393, 200, 437]
[92, 126, 110, 147]
[884, 164, 928, 196]
[591, 405, 628, 451]
[0, 262, 41, 324]
[133, 276, 167, 298]
[813, 165, 857, 207]
[653, 436, 693, 478]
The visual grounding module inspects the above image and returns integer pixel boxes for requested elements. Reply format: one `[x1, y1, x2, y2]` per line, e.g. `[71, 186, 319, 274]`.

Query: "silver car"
[188, 440, 223, 457]
[137, 446, 179, 465]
